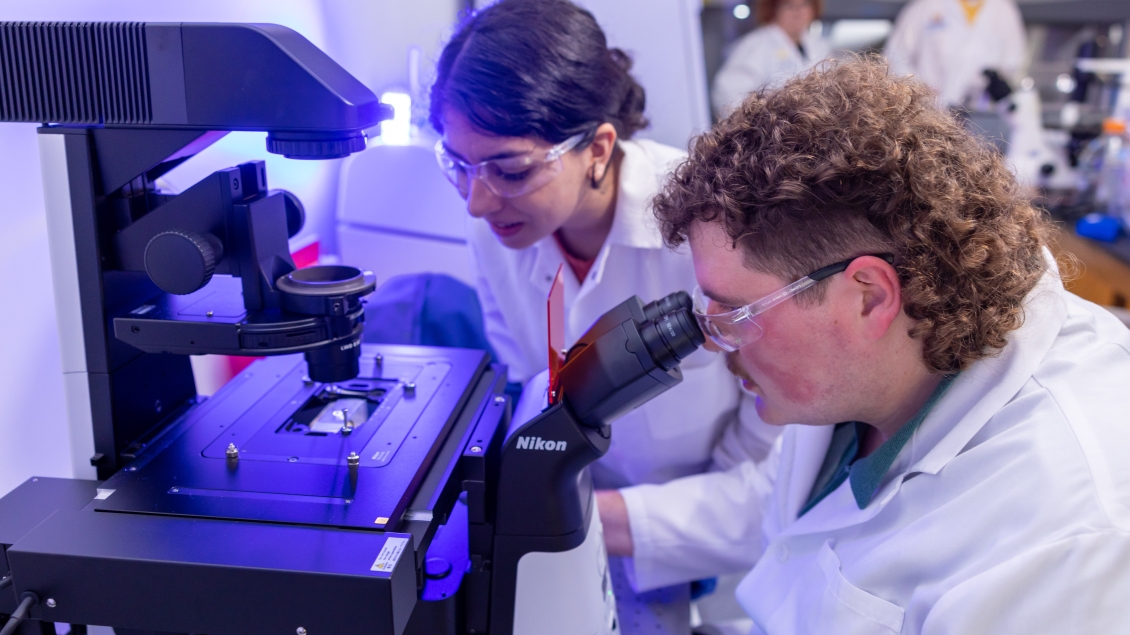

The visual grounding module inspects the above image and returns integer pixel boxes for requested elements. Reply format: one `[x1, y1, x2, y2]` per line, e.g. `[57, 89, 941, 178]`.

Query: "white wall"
[473, 0, 713, 150]
[577, 0, 712, 150]
[0, 0, 463, 496]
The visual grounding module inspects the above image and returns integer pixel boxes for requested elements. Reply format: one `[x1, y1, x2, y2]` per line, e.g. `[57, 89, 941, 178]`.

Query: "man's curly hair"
[653, 56, 1050, 373]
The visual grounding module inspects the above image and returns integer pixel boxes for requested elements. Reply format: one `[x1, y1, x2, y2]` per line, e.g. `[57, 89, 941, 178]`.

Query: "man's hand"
[597, 489, 633, 556]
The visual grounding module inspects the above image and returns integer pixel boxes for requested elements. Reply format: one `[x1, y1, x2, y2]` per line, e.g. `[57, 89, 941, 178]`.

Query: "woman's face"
[439, 108, 596, 250]
[774, 0, 815, 43]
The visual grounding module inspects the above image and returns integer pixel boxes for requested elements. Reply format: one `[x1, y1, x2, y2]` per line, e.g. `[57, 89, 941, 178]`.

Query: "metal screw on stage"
[347, 452, 360, 467]
[226, 443, 239, 460]
[341, 408, 353, 435]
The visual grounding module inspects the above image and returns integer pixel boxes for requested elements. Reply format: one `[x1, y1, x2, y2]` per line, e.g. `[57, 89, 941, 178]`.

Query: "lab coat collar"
[764, 24, 815, 60]
[526, 140, 670, 293]
[777, 253, 1068, 535]
[605, 140, 670, 252]
[907, 258, 1068, 476]
[776, 423, 834, 527]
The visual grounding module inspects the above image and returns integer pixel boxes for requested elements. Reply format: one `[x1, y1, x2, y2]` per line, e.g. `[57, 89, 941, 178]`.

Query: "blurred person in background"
[884, 0, 1027, 109]
[429, 0, 780, 626]
[712, 0, 832, 118]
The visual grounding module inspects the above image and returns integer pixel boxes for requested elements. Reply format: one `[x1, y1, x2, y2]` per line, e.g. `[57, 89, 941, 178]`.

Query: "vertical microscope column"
[38, 128, 197, 480]
[39, 129, 103, 481]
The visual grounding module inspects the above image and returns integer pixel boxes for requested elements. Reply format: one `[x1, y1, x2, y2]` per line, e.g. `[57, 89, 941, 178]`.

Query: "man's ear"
[588, 122, 619, 183]
[844, 256, 902, 339]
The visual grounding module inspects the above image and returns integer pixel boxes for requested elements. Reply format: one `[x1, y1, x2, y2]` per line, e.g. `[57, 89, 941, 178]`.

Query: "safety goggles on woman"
[693, 254, 895, 352]
[435, 132, 587, 199]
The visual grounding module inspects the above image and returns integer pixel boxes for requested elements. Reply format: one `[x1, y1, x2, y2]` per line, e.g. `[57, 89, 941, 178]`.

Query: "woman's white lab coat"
[712, 24, 832, 117]
[620, 264, 1130, 632]
[884, 0, 1027, 108]
[469, 139, 776, 489]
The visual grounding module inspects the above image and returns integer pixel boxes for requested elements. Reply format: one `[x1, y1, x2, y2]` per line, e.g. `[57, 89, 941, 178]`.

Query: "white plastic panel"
[513, 498, 619, 635]
[338, 225, 474, 289]
[337, 143, 468, 241]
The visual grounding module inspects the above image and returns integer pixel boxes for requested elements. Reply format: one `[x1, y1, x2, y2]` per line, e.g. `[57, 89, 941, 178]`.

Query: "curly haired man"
[598, 57, 1130, 633]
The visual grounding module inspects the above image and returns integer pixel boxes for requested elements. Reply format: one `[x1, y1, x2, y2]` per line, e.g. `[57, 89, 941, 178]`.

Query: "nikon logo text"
[515, 436, 567, 451]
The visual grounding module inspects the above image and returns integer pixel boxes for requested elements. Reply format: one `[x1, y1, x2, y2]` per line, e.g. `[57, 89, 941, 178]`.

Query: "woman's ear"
[588, 122, 619, 186]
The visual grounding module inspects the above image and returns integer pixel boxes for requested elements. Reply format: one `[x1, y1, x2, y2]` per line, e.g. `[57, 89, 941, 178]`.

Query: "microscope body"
[477, 294, 703, 635]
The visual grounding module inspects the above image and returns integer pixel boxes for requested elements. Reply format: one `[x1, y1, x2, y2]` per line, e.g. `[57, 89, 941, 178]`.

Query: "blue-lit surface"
[92, 345, 488, 530]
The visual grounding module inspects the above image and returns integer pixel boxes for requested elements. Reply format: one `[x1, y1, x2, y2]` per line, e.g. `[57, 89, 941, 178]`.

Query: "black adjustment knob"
[144, 230, 219, 295]
[273, 189, 306, 238]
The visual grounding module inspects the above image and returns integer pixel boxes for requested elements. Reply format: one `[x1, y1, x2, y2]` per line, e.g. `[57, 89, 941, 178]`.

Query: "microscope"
[0, 22, 705, 635]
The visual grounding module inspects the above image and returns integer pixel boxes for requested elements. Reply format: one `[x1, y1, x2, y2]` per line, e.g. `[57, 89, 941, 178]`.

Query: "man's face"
[689, 221, 861, 426]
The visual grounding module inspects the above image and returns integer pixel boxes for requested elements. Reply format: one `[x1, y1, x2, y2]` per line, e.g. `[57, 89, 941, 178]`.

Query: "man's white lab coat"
[712, 24, 832, 117]
[469, 139, 777, 489]
[621, 264, 1130, 632]
[884, 0, 1027, 108]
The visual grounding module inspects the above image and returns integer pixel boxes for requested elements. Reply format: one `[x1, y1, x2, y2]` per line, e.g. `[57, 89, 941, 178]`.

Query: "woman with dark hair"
[430, 0, 774, 567]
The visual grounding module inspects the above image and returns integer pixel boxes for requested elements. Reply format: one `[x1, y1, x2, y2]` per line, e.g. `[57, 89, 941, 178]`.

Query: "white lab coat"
[469, 138, 777, 488]
[884, 0, 1027, 108]
[712, 24, 832, 117]
[621, 261, 1130, 632]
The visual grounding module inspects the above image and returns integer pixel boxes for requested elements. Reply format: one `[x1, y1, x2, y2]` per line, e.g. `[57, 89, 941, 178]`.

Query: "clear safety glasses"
[692, 254, 895, 352]
[434, 132, 587, 199]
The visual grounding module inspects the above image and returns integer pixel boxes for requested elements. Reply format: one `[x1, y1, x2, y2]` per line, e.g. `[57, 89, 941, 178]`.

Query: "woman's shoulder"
[620, 138, 686, 177]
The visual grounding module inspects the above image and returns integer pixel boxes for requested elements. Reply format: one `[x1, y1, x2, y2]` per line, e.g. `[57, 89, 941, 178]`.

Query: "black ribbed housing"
[0, 22, 151, 124]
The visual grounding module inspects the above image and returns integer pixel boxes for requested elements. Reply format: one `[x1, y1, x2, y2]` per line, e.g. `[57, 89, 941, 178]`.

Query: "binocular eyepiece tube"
[639, 305, 705, 371]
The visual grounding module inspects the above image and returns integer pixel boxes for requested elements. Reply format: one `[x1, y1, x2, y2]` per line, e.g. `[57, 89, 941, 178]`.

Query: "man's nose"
[466, 178, 503, 218]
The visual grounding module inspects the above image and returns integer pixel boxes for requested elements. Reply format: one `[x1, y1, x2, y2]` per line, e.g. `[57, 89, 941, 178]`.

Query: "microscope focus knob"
[144, 230, 220, 295]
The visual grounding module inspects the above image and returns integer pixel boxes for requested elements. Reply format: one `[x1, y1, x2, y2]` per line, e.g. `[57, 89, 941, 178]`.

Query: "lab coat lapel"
[773, 423, 833, 531]
[525, 235, 581, 343]
[766, 24, 802, 66]
[527, 235, 564, 294]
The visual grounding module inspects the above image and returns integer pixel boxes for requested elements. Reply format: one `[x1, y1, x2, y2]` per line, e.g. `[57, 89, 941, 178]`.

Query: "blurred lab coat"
[712, 24, 832, 117]
[885, 0, 1027, 108]
[469, 139, 779, 489]
[620, 263, 1130, 632]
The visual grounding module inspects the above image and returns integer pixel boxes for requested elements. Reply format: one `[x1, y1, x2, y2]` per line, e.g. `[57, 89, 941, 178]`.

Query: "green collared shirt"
[799, 375, 956, 517]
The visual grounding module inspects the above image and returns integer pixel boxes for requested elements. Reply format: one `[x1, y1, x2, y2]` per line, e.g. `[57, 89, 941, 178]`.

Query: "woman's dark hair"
[429, 0, 648, 143]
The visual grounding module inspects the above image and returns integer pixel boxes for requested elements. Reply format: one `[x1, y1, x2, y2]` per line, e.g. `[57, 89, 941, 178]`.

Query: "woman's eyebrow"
[442, 144, 531, 163]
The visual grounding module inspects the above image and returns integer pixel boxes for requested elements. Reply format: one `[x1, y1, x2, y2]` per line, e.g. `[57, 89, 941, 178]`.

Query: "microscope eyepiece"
[640, 307, 705, 371]
[641, 290, 693, 322]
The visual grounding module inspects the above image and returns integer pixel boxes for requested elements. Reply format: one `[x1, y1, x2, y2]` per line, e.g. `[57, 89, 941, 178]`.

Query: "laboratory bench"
[1046, 203, 1130, 309]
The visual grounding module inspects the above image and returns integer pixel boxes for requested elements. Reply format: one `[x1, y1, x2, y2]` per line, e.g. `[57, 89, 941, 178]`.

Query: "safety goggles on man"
[434, 132, 587, 199]
[692, 254, 896, 352]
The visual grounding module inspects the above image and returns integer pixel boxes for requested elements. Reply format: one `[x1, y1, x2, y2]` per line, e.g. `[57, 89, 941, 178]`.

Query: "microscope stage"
[92, 345, 488, 530]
